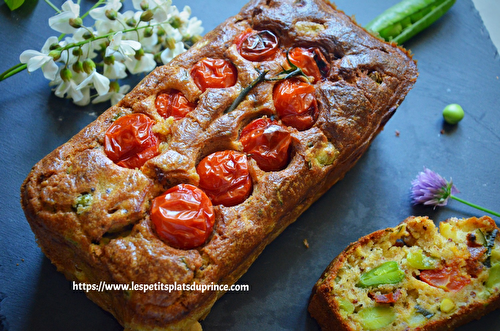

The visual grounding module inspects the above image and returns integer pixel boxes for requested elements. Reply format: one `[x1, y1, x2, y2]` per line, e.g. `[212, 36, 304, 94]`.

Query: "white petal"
[111, 93, 126, 106]
[119, 85, 131, 94]
[125, 54, 156, 74]
[61, 0, 80, 16]
[48, 11, 77, 33]
[92, 72, 111, 96]
[27, 55, 50, 72]
[132, 0, 143, 10]
[76, 72, 94, 90]
[73, 87, 89, 106]
[104, 62, 127, 79]
[54, 81, 70, 98]
[92, 92, 112, 104]
[20, 50, 43, 64]
[121, 39, 142, 51]
[41, 60, 59, 80]
[160, 48, 173, 65]
[41, 36, 60, 54]
[89, 7, 107, 21]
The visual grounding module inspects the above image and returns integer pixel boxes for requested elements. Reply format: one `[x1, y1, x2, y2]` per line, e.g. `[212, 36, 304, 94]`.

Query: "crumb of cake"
[303, 239, 310, 249]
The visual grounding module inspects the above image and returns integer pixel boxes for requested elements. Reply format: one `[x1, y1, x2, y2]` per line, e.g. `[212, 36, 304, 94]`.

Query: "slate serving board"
[1, 0, 499, 330]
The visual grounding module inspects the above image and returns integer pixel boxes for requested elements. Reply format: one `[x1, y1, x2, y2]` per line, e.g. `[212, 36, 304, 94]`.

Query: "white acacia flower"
[89, 0, 122, 21]
[104, 61, 127, 79]
[163, 23, 183, 41]
[160, 41, 184, 64]
[90, 0, 123, 35]
[74, 86, 91, 106]
[106, 31, 142, 60]
[132, 0, 171, 22]
[92, 83, 130, 105]
[76, 70, 110, 96]
[51, 72, 86, 105]
[19, 36, 60, 80]
[48, 0, 80, 34]
[125, 52, 156, 74]
[152, 0, 172, 22]
[185, 17, 203, 37]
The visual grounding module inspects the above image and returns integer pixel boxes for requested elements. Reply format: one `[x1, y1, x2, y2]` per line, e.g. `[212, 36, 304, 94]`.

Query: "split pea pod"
[365, 0, 457, 44]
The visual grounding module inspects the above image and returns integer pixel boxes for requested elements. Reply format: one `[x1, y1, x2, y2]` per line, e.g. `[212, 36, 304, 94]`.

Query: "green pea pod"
[365, 0, 457, 44]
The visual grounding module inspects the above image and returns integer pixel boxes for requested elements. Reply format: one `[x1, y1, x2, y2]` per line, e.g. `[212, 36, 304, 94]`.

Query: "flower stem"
[81, 0, 106, 19]
[44, 0, 61, 13]
[0, 63, 28, 81]
[450, 195, 500, 217]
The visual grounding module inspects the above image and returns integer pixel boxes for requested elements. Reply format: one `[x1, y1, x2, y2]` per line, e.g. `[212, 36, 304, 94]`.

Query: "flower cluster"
[17, 0, 203, 106]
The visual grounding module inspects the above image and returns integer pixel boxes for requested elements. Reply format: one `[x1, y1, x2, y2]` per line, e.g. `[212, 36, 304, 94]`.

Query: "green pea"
[442, 103, 464, 124]
[357, 261, 405, 288]
[358, 306, 396, 330]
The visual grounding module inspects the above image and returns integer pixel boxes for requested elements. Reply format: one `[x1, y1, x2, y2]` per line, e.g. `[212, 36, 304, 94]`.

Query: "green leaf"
[5, 0, 25, 11]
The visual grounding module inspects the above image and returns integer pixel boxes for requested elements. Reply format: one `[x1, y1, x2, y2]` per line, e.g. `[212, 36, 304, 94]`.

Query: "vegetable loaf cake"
[20, 0, 417, 329]
[309, 216, 500, 330]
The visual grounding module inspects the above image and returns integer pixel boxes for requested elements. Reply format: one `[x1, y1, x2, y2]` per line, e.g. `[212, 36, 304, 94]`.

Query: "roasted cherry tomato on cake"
[155, 90, 196, 120]
[190, 58, 237, 92]
[240, 118, 292, 172]
[104, 113, 160, 169]
[197, 150, 252, 207]
[151, 184, 215, 250]
[288, 47, 329, 82]
[235, 28, 279, 62]
[273, 79, 318, 131]
[419, 262, 471, 292]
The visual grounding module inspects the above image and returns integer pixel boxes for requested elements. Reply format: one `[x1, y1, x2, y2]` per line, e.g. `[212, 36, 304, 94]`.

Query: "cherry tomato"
[288, 47, 329, 82]
[273, 79, 318, 131]
[104, 113, 160, 169]
[197, 150, 252, 207]
[240, 118, 292, 172]
[235, 28, 279, 62]
[190, 58, 237, 92]
[151, 184, 215, 250]
[419, 262, 471, 292]
[155, 90, 196, 120]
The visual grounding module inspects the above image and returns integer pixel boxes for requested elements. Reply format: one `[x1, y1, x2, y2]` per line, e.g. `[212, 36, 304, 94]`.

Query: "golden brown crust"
[21, 0, 417, 329]
[309, 216, 500, 331]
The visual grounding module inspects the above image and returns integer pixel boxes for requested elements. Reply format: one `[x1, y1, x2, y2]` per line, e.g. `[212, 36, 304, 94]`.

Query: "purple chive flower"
[411, 167, 459, 207]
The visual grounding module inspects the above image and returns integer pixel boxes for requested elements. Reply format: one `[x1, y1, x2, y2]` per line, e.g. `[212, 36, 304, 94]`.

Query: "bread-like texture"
[20, 0, 417, 329]
[309, 216, 500, 331]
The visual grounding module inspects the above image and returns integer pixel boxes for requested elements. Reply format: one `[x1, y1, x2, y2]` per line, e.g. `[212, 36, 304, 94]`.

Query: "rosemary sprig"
[225, 51, 309, 114]
[225, 68, 268, 114]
